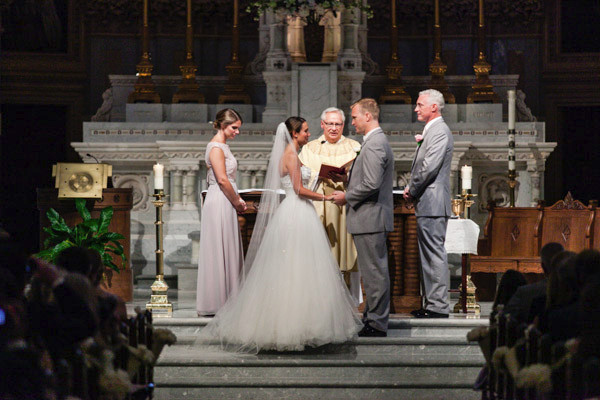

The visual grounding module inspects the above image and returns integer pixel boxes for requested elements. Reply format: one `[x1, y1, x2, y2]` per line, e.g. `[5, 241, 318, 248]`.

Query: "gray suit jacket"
[409, 118, 453, 217]
[345, 128, 394, 234]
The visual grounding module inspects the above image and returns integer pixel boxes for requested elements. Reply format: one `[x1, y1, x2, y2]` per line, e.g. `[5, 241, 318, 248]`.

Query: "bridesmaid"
[196, 109, 247, 316]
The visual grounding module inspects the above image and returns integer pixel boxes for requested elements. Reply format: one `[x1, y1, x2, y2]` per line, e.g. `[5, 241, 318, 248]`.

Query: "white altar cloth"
[445, 218, 480, 255]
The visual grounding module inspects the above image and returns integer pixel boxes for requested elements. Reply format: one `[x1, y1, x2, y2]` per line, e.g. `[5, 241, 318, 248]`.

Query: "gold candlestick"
[173, 0, 205, 103]
[128, 0, 161, 103]
[467, 0, 498, 104]
[379, 0, 411, 104]
[452, 189, 481, 316]
[146, 189, 172, 317]
[428, 0, 455, 104]
[218, 0, 251, 104]
[461, 189, 477, 219]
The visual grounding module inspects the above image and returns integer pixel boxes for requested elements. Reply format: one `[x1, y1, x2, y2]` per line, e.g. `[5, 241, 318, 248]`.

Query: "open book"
[318, 163, 347, 179]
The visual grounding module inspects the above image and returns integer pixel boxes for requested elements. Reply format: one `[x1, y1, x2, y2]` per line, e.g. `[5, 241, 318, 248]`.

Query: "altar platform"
[127, 296, 491, 400]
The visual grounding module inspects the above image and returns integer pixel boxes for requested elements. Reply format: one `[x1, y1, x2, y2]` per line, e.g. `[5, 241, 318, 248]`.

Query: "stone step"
[154, 365, 482, 387]
[154, 361, 483, 399]
[165, 335, 483, 358]
[153, 386, 481, 400]
[152, 316, 488, 339]
[150, 314, 488, 400]
[157, 343, 485, 364]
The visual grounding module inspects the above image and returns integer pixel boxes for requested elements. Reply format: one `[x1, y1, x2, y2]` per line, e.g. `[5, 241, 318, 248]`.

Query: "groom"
[332, 98, 394, 337]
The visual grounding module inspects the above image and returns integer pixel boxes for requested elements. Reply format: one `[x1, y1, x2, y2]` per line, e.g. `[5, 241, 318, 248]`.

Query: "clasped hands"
[331, 191, 346, 206]
[235, 198, 247, 214]
[403, 186, 413, 202]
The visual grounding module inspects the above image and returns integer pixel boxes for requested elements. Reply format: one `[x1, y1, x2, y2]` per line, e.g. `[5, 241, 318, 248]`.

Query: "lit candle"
[153, 163, 164, 190]
[508, 90, 516, 130]
[461, 165, 472, 190]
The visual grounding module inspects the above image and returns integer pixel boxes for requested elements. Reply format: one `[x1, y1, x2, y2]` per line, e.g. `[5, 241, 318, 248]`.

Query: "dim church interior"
[1, 0, 600, 398]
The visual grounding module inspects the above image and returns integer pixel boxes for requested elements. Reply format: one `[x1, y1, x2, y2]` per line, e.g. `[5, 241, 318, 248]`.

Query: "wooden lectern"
[37, 188, 134, 301]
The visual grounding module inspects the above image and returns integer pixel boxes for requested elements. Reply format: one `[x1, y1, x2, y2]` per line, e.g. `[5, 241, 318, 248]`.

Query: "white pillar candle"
[461, 165, 472, 190]
[507, 90, 516, 130]
[153, 163, 164, 190]
[509, 160, 516, 170]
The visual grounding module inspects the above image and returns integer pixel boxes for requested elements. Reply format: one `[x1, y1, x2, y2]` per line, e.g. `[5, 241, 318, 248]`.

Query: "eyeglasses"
[324, 122, 343, 128]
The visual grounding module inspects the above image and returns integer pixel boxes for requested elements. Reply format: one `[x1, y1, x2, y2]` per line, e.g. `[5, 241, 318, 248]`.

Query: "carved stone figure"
[91, 88, 113, 122]
[516, 89, 536, 122]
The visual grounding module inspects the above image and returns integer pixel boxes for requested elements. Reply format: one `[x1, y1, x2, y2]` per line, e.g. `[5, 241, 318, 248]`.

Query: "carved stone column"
[265, 11, 290, 71]
[527, 159, 544, 207]
[338, 8, 362, 71]
[239, 168, 252, 190]
[287, 16, 307, 62]
[182, 166, 199, 210]
[357, 1, 378, 75]
[337, 7, 365, 111]
[249, 13, 271, 75]
[320, 10, 341, 62]
[254, 168, 266, 189]
[262, 12, 292, 125]
[169, 168, 184, 210]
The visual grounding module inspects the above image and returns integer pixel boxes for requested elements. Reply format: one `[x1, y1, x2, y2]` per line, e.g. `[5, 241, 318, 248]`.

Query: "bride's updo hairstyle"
[284, 116, 306, 138]
[213, 108, 243, 130]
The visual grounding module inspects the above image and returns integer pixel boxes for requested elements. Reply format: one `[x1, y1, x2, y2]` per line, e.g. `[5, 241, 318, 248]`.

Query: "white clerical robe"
[299, 135, 360, 273]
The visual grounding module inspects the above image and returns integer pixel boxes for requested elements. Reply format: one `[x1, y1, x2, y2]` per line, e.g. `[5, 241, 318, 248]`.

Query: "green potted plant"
[36, 198, 127, 278]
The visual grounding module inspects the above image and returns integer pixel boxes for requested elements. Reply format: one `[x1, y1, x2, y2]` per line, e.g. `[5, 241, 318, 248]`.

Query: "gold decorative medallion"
[52, 163, 112, 199]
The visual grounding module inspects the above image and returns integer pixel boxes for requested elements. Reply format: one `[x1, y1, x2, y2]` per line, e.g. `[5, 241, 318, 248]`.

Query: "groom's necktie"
[347, 139, 363, 185]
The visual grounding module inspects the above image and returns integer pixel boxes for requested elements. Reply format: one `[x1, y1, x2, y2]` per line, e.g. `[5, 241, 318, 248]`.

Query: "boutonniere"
[415, 134, 424, 147]
[353, 145, 361, 157]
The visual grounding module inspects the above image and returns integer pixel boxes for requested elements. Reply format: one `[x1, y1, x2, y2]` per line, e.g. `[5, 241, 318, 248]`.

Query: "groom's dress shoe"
[413, 309, 449, 319]
[411, 308, 427, 317]
[358, 323, 387, 337]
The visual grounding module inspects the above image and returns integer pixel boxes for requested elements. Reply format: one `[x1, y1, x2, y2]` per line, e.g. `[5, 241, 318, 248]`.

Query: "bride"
[200, 117, 363, 352]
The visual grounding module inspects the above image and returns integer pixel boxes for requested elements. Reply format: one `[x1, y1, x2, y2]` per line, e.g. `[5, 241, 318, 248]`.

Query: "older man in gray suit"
[404, 89, 454, 318]
[332, 98, 394, 337]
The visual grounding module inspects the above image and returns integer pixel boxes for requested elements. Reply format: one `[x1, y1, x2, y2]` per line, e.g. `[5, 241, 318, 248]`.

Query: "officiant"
[299, 107, 362, 304]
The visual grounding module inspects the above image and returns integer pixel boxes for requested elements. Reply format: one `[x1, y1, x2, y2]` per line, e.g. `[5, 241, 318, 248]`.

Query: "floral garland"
[247, 0, 372, 21]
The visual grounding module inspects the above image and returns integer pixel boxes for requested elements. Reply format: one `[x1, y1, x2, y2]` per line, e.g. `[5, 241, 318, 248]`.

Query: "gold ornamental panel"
[52, 163, 112, 199]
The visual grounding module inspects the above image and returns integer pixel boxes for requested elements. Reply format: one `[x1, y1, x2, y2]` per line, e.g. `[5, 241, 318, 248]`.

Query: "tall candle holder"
[146, 189, 173, 317]
[452, 189, 480, 316]
[508, 90, 517, 207]
[460, 189, 477, 220]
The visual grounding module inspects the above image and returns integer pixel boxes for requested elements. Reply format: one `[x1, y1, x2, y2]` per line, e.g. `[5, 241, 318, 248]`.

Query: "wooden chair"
[471, 193, 597, 300]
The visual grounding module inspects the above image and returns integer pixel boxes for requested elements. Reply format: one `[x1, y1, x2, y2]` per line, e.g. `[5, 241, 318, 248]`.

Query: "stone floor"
[128, 294, 492, 400]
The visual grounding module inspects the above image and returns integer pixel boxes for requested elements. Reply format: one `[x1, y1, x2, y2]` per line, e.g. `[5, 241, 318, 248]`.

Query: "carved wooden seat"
[471, 193, 596, 299]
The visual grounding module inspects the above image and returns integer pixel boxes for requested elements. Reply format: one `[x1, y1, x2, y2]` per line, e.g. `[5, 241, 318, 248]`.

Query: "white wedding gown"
[200, 166, 362, 352]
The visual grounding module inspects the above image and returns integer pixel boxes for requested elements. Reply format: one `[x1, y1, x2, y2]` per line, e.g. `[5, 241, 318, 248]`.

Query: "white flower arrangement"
[247, 0, 372, 21]
[516, 364, 552, 393]
[127, 344, 156, 379]
[466, 326, 489, 342]
[492, 346, 509, 369]
[98, 349, 131, 397]
[503, 346, 521, 379]
[151, 328, 177, 360]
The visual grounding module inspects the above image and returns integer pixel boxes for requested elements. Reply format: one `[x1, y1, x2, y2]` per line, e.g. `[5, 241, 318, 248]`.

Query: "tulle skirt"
[200, 194, 363, 352]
